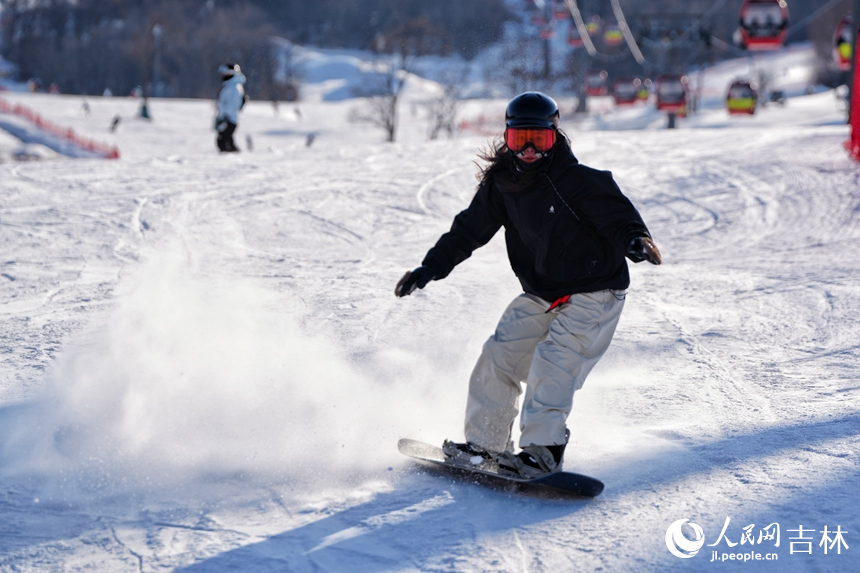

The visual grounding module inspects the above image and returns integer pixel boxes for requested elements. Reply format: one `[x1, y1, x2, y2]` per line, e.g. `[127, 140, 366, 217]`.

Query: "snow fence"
[0, 97, 120, 159]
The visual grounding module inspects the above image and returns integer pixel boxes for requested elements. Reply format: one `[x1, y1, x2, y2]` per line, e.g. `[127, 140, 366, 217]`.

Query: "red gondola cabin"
[655, 74, 689, 114]
[584, 71, 609, 97]
[834, 16, 853, 72]
[612, 78, 641, 106]
[738, 0, 789, 51]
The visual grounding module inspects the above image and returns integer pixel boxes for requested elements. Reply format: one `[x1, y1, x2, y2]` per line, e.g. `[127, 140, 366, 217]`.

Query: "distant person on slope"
[215, 63, 247, 152]
[394, 91, 662, 478]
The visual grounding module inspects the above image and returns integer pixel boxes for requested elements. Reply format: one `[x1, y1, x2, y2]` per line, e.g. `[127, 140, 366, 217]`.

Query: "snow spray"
[0, 242, 442, 494]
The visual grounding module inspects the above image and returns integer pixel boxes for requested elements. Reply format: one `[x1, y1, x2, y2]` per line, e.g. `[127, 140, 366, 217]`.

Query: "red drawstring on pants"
[545, 294, 571, 313]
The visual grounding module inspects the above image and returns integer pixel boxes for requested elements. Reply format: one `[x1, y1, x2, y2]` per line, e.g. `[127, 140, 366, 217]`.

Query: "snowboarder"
[215, 63, 247, 153]
[394, 91, 662, 478]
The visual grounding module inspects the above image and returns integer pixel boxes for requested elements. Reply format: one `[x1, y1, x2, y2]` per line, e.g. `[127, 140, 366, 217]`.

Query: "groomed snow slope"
[1, 53, 858, 571]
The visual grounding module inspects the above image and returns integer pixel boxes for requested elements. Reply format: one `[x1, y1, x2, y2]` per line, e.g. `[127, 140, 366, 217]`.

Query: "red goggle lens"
[505, 127, 556, 152]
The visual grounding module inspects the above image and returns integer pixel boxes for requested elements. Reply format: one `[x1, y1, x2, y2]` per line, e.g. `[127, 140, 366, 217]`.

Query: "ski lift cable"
[610, 0, 645, 64]
[683, 0, 734, 41]
[704, 0, 841, 55]
[565, 0, 598, 57]
[565, 0, 650, 64]
[785, 0, 846, 40]
[563, 0, 839, 71]
[566, 0, 730, 64]
[637, 0, 733, 50]
[708, 34, 751, 58]
[706, 0, 842, 54]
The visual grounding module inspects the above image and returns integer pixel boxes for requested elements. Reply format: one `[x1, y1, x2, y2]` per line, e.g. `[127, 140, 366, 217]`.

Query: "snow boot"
[497, 429, 569, 478]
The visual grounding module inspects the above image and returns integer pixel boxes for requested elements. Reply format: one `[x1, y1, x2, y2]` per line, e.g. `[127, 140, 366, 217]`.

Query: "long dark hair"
[475, 130, 574, 194]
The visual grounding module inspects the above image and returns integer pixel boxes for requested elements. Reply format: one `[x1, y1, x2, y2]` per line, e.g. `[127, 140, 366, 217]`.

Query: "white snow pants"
[464, 289, 626, 452]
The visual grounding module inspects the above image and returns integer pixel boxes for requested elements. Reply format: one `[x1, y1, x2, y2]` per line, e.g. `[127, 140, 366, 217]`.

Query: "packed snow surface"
[1, 45, 858, 572]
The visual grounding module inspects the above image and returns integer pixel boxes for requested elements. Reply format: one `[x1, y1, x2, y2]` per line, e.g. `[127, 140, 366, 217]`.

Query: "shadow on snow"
[174, 413, 860, 572]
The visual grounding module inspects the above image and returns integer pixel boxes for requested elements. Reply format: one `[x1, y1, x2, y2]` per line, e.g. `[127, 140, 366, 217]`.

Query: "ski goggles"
[504, 127, 556, 153]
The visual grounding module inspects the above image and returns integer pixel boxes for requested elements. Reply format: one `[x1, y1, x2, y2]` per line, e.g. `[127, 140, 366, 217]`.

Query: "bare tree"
[425, 66, 469, 140]
[270, 38, 303, 101]
[349, 53, 413, 142]
[349, 17, 438, 142]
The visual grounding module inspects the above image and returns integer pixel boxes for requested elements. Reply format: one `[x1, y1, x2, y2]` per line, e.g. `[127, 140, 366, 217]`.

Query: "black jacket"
[422, 144, 652, 301]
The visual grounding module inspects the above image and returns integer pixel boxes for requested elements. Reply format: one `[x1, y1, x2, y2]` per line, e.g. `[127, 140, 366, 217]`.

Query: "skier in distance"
[394, 91, 661, 478]
[215, 63, 247, 152]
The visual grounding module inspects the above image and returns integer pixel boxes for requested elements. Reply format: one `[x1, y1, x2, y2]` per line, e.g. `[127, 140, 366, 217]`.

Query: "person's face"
[517, 145, 542, 163]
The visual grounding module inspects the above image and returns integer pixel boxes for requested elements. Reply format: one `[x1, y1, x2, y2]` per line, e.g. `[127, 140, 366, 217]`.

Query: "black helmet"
[505, 92, 559, 129]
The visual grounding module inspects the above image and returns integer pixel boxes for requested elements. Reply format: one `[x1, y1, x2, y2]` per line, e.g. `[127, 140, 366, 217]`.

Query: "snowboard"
[398, 438, 604, 497]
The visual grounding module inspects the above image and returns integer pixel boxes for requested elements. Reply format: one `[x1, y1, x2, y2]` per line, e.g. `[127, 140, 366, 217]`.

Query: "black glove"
[628, 236, 662, 265]
[395, 266, 437, 297]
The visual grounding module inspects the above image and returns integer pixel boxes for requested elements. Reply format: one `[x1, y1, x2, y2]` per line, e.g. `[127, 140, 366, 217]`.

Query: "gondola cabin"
[585, 71, 609, 97]
[655, 74, 689, 114]
[539, 22, 555, 40]
[568, 25, 584, 48]
[586, 15, 601, 37]
[739, 0, 789, 51]
[603, 24, 624, 46]
[834, 16, 853, 72]
[612, 78, 641, 106]
[726, 80, 757, 115]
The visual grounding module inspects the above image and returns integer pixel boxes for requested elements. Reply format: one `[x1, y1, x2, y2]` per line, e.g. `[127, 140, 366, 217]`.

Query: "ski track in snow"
[1, 65, 859, 570]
